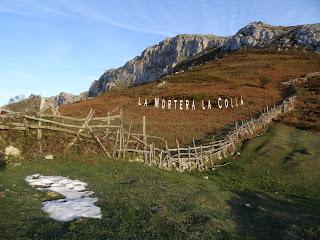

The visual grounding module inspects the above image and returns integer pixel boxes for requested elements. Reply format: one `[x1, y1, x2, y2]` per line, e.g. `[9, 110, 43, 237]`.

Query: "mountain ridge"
[88, 34, 227, 96]
[89, 21, 320, 98]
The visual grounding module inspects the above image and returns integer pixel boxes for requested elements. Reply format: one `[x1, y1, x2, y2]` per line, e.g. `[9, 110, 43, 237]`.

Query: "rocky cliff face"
[223, 22, 320, 51]
[89, 34, 227, 96]
[45, 91, 89, 107]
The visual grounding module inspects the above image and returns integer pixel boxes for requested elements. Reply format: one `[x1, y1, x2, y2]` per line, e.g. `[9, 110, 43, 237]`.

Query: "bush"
[191, 93, 208, 101]
[259, 76, 271, 88]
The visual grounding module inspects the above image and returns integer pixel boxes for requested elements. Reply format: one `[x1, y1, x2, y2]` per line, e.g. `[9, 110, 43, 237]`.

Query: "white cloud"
[59, 0, 174, 36]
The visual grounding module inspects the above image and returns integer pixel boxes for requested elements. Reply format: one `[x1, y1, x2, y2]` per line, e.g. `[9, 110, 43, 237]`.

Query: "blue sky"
[0, 0, 319, 105]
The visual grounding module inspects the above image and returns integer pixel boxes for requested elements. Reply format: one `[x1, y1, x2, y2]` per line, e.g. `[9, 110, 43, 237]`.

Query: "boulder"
[4, 146, 22, 159]
[44, 155, 54, 160]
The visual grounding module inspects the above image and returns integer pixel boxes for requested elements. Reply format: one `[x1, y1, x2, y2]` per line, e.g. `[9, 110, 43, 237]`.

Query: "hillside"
[3, 95, 41, 113]
[284, 74, 320, 130]
[89, 22, 320, 97]
[60, 49, 320, 146]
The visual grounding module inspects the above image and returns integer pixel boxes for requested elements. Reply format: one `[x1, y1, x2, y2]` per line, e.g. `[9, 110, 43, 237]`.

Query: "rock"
[150, 206, 162, 213]
[44, 91, 89, 107]
[224, 22, 320, 52]
[4, 146, 22, 159]
[129, 156, 143, 163]
[46, 191, 60, 199]
[157, 80, 166, 88]
[44, 154, 54, 160]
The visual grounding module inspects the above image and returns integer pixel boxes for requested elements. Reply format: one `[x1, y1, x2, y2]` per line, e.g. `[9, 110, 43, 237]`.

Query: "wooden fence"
[121, 96, 296, 171]
[0, 106, 123, 157]
[0, 96, 295, 171]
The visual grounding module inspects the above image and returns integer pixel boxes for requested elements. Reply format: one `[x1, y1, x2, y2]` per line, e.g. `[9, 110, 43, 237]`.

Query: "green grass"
[1, 124, 320, 239]
[0, 156, 234, 240]
[191, 123, 320, 239]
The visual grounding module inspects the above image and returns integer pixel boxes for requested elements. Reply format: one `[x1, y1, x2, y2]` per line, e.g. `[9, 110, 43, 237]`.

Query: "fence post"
[200, 145, 204, 169]
[37, 124, 42, 152]
[159, 149, 163, 167]
[143, 116, 148, 164]
[210, 135, 214, 166]
[193, 138, 200, 170]
[123, 120, 132, 159]
[113, 129, 120, 157]
[165, 140, 171, 169]
[118, 109, 124, 159]
[176, 139, 181, 170]
[105, 111, 111, 137]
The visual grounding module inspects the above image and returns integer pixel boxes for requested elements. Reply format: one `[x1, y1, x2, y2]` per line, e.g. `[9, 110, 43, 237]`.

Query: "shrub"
[259, 76, 271, 88]
[191, 93, 208, 101]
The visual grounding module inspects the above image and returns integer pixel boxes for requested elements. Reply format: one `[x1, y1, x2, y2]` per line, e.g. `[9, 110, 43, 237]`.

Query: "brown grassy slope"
[60, 49, 320, 147]
[4, 96, 41, 113]
[284, 75, 320, 131]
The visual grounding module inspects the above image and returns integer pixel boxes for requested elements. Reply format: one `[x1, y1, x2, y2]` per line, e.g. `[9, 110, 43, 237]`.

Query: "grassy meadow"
[1, 123, 320, 240]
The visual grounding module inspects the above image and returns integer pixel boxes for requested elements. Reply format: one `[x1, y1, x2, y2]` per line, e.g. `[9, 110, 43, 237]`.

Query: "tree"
[7, 94, 26, 104]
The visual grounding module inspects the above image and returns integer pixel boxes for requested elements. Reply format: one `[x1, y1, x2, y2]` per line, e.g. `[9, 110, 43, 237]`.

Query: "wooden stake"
[143, 116, 148, 164]
[105, 111, 111, 137]
[159, 149, 163, 167]
[143, 116, 146, 144]
[67, 109, 94, 151]
[123, 120, 132, 159]
[85, 122, 111, 157]
[37, 114, 43, 153]
[118, 109, 123, 159]
[193, 138, 200, 170]
[165, 140, 171, 169]
[113, 129, 119, 157]
[176, 139, 181, 170]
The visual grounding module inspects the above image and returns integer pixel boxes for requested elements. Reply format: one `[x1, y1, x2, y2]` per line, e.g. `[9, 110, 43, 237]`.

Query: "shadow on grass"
[0, 162, 6, 171]
[26, 217, 71, 240]
[0, 163, 6, 171]
[227, 190, 320, 240]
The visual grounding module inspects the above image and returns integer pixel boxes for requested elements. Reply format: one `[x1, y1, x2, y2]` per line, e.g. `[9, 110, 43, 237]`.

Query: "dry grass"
[284, 75, 320, 131]
[59, 49, 320, 147]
